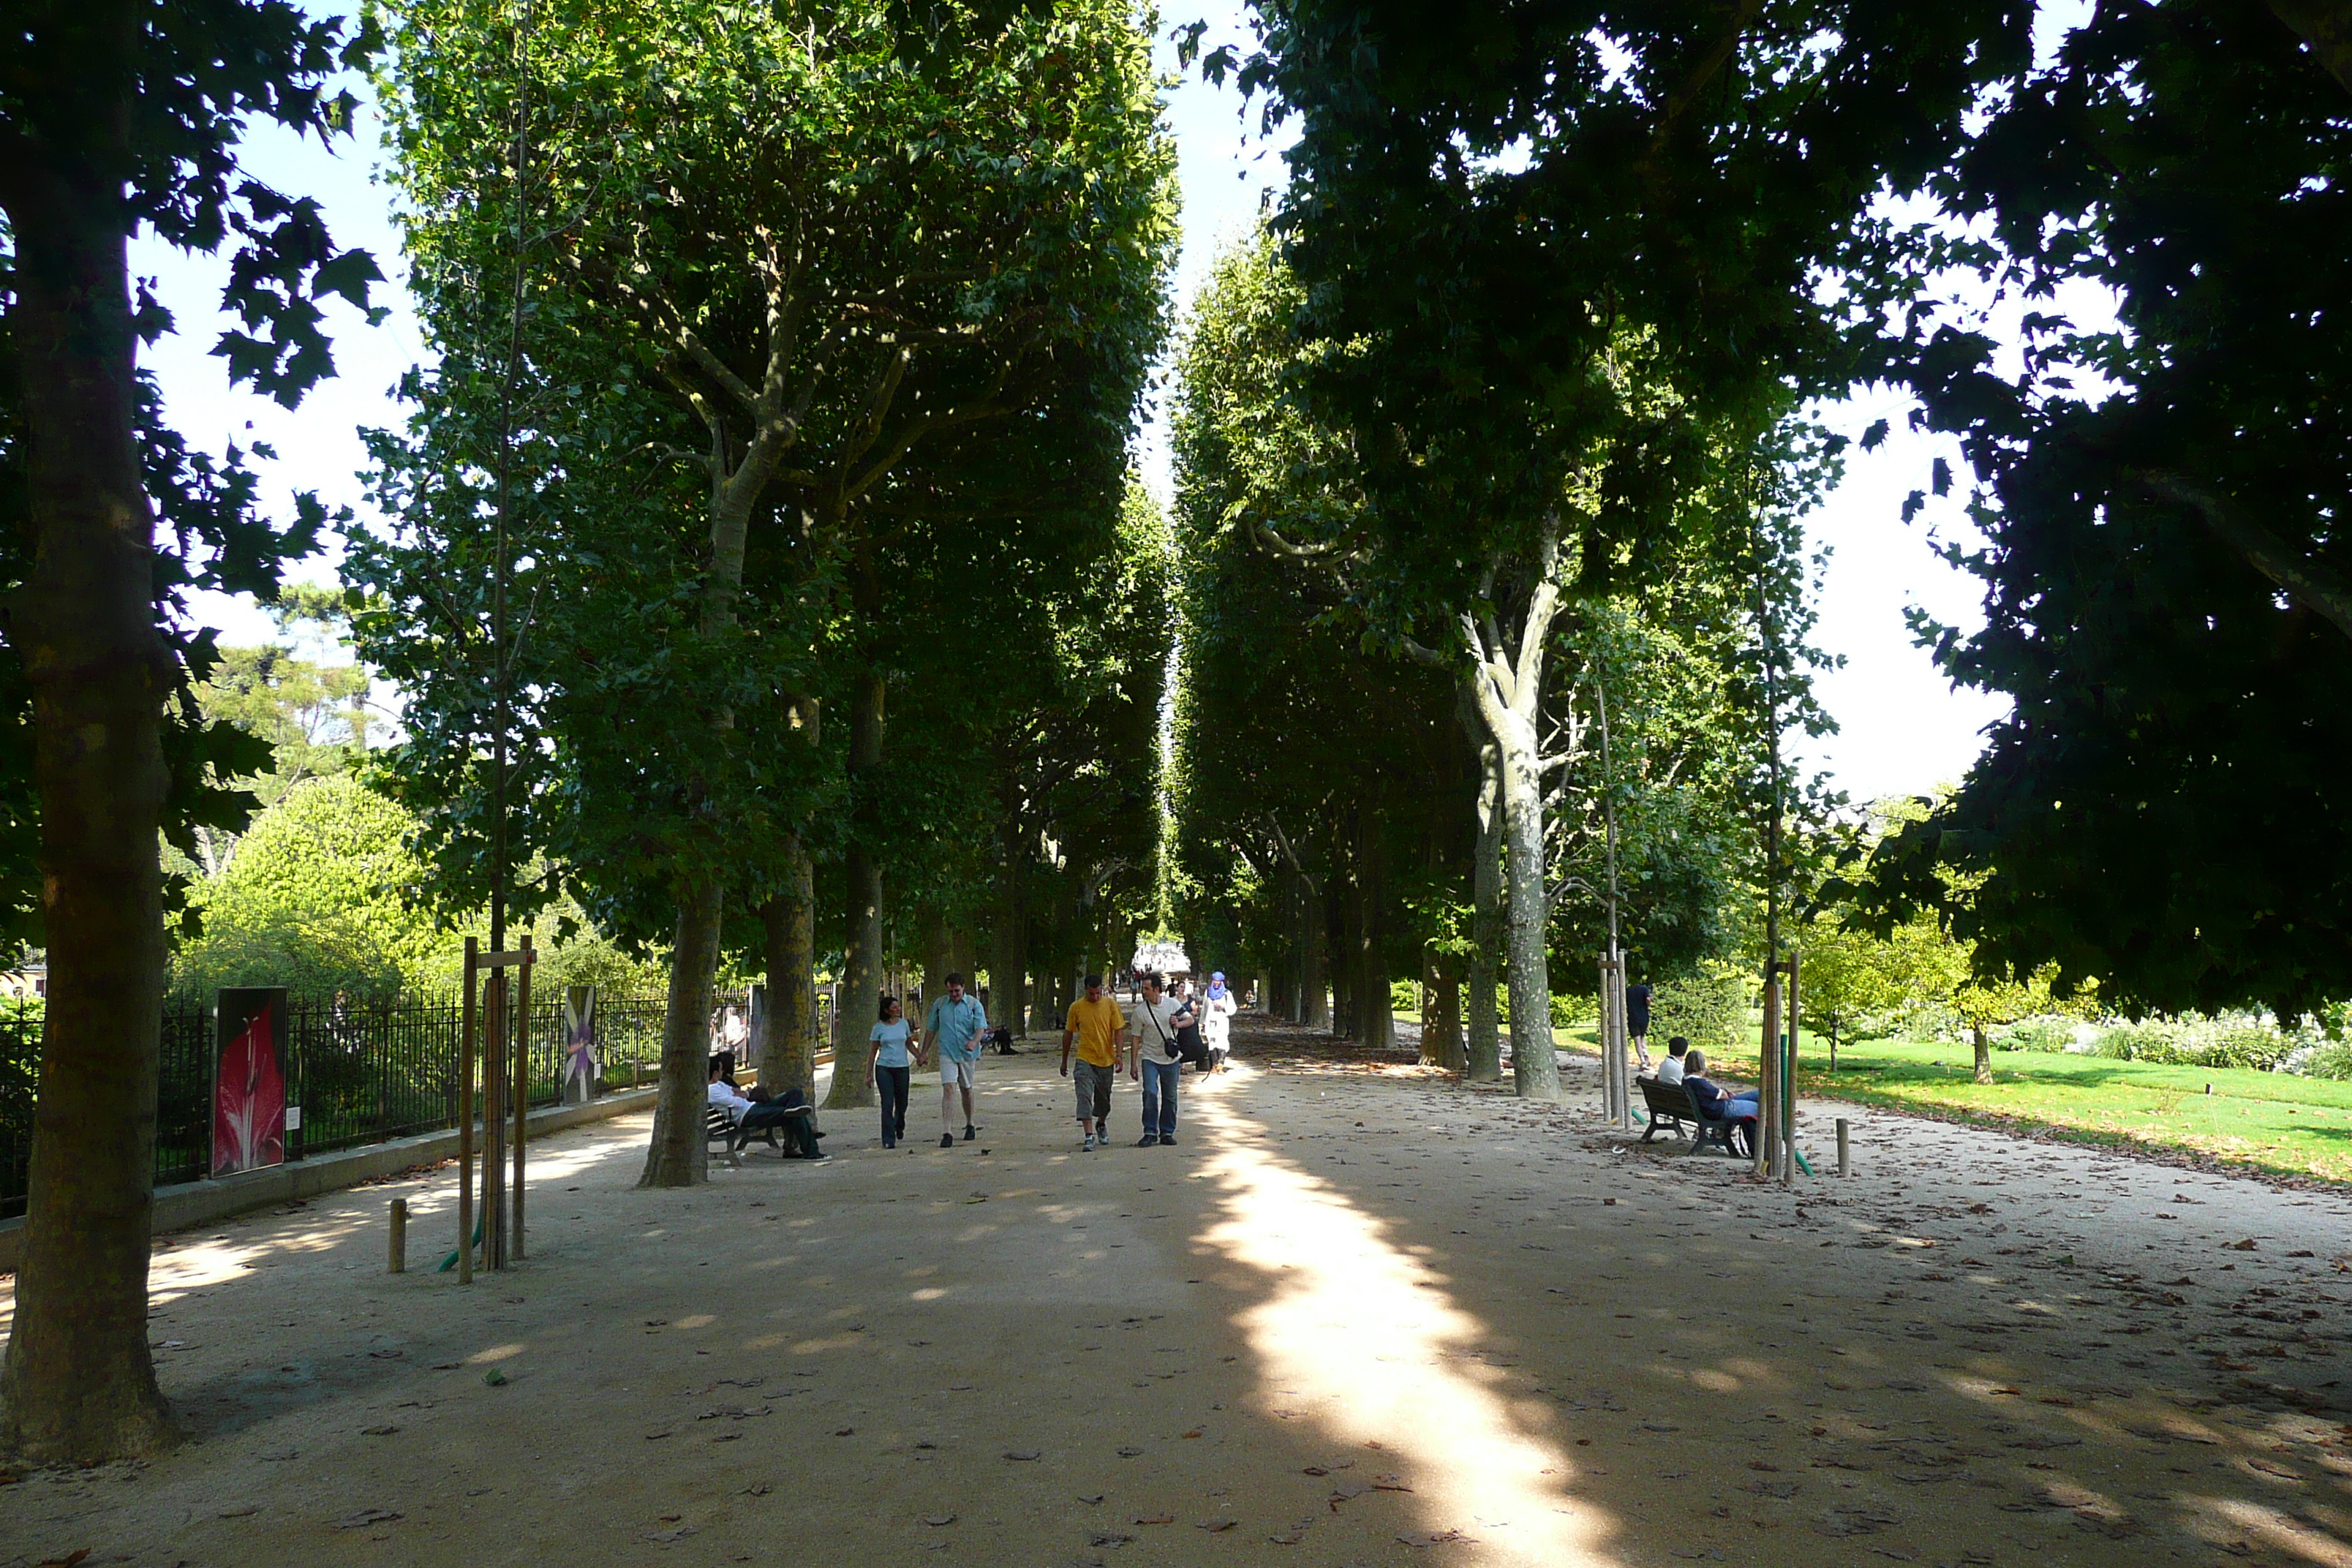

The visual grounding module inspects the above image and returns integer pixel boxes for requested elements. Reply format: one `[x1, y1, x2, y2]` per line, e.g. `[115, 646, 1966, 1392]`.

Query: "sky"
[148, 2, 2010, 810]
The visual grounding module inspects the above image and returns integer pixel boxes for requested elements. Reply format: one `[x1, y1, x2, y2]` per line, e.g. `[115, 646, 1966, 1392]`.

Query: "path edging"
[0, 1087, 658, 1275]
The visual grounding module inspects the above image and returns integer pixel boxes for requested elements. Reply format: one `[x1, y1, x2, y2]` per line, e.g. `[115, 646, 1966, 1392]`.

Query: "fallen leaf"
[37, 1551, 91, 1567]
[645, 1431, 674, 1441]
[1268, 1530, 1305, 1545]
[1372, 1474, 1413, 1491]
[482, 1368, 508, 1387]
[832, 1428, 855, 1437]
[923, 1513, 957, 1527]
[2228, 1240, 2258, 1251]
[645, 1526, 696, 1544]
[1134, 1513, 1176, 1526]
[1004, 1450, 1042, 1461]
[361, 1425, 401, 1436]
[1180, 1427, 1204, 1439]
[1197, 1518, 1238, 1531]
[217, 1507, 258, 1518]
[1089, 1532, 1135, 1548]
[1397, 1529, 1475, 1547]
[1116, 1445, 1143, 1458]
[333, 1509, 402, 1530]
[1076, 1493, 1104, 1504]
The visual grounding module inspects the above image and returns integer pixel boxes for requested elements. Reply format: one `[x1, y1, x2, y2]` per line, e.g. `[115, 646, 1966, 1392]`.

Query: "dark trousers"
[736, 1101, 821, 1156]
[875, 1064, 910, 1142]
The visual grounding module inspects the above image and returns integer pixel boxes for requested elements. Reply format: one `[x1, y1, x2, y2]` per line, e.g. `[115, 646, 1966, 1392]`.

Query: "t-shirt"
[1065, 995, 1126, 1068]
[870, 1018, 911, 1068]
[927, 994, 989, 1063]
[1654, 1055, 1686, 1085]
[1127, 995, 1189, 1062]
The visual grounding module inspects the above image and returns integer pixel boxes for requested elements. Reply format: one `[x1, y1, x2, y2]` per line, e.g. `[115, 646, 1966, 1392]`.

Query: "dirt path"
[4, 1014, 2349, 1568]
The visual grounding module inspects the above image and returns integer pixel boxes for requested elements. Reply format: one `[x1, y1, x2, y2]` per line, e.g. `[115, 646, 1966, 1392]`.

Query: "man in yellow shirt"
[1060, 973, 1126, 1151]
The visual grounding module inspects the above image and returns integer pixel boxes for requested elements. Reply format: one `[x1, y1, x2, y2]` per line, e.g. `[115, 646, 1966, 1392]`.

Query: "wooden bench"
[706, 1102, 782, 1165]
[1636, 1076, 1749, 1158]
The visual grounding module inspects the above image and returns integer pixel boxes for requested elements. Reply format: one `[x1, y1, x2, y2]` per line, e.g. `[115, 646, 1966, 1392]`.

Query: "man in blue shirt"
[923, 972, 989, 1149]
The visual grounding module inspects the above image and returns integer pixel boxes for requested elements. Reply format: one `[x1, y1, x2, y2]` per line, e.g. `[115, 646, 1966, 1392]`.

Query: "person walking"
[1626, 979, 1654, 1071]
[1199, 971, 1237, 1072]
[923, 972, 988, 1149]
[1059, 973, 1126, 1150]
[870, 995, 913, 1148]
[1123, 971, 1191, 1147]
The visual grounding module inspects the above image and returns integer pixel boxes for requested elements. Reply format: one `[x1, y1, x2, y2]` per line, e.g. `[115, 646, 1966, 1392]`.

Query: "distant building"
[0, 958, 46, 1001]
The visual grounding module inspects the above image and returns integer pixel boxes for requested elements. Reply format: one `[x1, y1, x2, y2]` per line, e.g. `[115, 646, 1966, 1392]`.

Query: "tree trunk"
[640, 880, 722, 1187]
[1972, 1023, 1993, 1085]
[824, 668, 885, 1110]
[1499, 742, 1561, 1098]
[1458, 540, 1566, 1102]
[1326, 862, 1354, 1039]
[1422, 950, 1466, 1071]
[759, 835, 818, 1104]
[1300, 878, 1330, 1030]
[1465, 736, 1504, 1082]
[1353, 804, 1392, 1052]
[992, 836, 1028, 1039]
[0, 81, 181, 1459]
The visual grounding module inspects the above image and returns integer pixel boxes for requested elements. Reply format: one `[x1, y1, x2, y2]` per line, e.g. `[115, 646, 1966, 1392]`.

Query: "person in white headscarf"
[1199, 971, 1237, 1073]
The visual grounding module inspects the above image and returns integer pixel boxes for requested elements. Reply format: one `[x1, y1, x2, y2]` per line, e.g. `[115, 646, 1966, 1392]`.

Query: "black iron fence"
[0, 984, 832, 1223]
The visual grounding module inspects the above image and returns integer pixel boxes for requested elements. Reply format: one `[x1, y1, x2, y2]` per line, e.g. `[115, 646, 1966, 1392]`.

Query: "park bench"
[1636, 1075, 1749, 1158]
[705, 1102, 782, 1165]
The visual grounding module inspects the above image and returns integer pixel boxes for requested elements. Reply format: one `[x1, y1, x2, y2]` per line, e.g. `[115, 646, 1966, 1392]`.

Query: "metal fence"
[0, 984, 840, 1222]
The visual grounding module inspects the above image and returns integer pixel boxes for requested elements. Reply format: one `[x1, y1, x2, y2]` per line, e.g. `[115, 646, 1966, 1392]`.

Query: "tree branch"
[2138, 469, 2352, 644]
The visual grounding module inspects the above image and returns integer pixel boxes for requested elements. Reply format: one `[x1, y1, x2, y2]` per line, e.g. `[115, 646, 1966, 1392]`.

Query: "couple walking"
[1058, 970, 1236, 1150]
[866, 973, 990, 1150]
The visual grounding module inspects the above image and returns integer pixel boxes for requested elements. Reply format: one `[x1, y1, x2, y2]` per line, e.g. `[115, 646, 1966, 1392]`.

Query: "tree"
[1856, 4, 2352, 1016]
[0, 0, 382, 1458]
[1183, 4, 2018, 1095]
[168, 776, 439, 1000]
[373, 0, 1172, 1178]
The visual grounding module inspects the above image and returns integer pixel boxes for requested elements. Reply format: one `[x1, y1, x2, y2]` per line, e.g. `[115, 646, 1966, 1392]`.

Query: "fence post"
[1836, 1117, 1851, 1178]
[388, 1197, 407, 1273]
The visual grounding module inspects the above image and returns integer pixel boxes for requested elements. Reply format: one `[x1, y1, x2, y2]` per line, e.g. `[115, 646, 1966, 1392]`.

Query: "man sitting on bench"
[1654, 1035, 1691, 1085]
[708, 1058, 824, 1158]
[1681, 1048, 1760, 1156]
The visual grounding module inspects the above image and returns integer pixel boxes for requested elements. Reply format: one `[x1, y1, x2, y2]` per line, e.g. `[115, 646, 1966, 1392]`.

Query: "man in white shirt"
[1123, 972, 1193, 1147]
[1654, 1036, 1690, 1085]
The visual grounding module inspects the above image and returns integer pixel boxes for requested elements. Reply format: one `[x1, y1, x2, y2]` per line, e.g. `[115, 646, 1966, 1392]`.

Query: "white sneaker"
[1082, 1133, 1096, 1150]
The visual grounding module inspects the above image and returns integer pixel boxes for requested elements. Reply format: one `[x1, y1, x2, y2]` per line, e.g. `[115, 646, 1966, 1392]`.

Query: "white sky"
[148, 1, 2010, 809]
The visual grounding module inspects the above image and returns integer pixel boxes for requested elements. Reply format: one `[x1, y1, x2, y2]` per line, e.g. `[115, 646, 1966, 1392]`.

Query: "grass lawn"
[1776, 1036, 2352, 1186]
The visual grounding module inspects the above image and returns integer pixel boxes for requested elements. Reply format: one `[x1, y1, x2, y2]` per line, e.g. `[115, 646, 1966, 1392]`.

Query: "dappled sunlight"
[1190, 1091, 1618, 1567]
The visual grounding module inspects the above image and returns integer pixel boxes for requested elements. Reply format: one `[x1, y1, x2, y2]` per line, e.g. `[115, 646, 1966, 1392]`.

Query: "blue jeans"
[1139, 1058, 1180, 1138]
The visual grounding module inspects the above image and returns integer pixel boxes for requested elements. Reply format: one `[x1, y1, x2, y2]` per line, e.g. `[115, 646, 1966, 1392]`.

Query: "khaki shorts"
[939, 1056, 976, 1090]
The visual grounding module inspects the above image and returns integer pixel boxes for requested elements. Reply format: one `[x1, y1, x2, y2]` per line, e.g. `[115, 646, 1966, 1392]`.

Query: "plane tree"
[0, 0, 384, 1460]
[372, 0, 1172, 1172]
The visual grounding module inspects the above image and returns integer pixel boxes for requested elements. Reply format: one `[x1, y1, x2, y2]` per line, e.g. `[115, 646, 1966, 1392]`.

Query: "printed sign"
[564, 986, 598, 1103]
[214, 987, 288, 1177]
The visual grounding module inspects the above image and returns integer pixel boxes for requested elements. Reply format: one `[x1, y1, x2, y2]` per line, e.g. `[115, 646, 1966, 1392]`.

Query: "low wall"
[0, 1087, 658, 1276]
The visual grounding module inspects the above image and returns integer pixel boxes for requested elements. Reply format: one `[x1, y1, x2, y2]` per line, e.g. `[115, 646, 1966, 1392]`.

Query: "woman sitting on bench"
[1680, 1049, 1760, 1156]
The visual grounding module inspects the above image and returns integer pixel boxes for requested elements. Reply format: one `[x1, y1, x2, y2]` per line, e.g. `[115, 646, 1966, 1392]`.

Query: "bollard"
[1836, 1118, 1851, 1179]
[388, 1197, 408, 1274]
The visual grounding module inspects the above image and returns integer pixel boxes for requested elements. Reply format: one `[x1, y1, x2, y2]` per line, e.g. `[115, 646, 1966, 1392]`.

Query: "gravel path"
[4, 1013, 2348, 1568]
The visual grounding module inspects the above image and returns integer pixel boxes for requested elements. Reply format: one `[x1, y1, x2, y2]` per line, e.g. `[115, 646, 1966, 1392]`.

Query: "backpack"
[1144, 1002, 1208, 1066]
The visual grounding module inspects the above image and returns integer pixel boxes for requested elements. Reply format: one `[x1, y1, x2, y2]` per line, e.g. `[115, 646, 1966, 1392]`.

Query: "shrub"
[2302, 1042, 2352, 1082]
[1651, 963, 1749, 1055]
[1993, 1014, 2078, 1053]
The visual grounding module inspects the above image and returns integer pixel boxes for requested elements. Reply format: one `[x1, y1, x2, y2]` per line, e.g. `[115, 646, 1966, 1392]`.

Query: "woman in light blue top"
[870, 996, 913, 1148]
